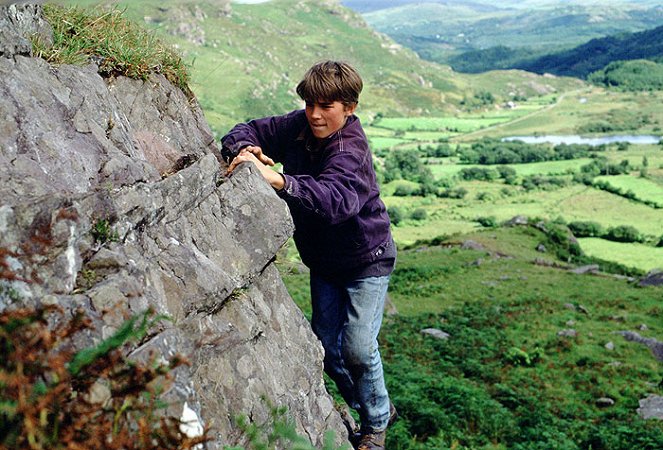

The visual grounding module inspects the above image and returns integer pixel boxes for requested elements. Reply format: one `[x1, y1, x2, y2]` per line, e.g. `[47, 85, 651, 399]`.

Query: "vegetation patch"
[32, 4, 191, 95]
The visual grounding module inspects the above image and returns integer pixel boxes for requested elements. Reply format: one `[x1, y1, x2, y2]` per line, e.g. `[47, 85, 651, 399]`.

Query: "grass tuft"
[32, 4, 192, 96]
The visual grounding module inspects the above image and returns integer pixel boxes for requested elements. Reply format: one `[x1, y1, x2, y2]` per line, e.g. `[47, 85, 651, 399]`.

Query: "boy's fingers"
[259, 155, 275, 166]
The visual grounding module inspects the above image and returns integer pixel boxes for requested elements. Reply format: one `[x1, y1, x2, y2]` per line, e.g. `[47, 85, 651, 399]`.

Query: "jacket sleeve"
[279, 146, 372, 226]
[220, 110, 301, 163]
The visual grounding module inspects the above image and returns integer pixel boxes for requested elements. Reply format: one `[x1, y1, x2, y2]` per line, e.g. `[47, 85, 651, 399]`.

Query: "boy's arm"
[221, 111, 301, 164]
[279, 149, 371, 225]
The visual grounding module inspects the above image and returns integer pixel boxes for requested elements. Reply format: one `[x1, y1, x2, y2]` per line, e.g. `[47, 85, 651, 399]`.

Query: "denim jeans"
[310, 274, 391, 432]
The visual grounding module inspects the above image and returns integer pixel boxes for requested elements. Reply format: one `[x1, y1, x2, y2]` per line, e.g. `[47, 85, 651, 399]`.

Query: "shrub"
[459, 167, 498, 181]
[410, 208, 427, 221]
[388, 206, 405, 226]
[477, 216, 498, 228]
[605, 225, 644, 243]
[393, 184, 418, 197]
[568, 221, 604, 238]
[0, 306, 205, 449]
[438, 187, 468, 199]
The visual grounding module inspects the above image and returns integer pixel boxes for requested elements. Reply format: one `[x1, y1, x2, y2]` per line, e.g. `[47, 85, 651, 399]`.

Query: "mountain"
[55, 0, 582, 135]
[357, 1, 663, 70]
[513, 25, 663, 78]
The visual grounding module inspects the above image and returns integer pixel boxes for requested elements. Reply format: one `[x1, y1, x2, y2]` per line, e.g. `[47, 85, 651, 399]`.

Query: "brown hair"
[296, 60, 363, 106]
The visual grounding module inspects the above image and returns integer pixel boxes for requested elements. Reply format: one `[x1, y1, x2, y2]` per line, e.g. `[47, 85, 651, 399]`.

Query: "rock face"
[0, 5, 348, 448]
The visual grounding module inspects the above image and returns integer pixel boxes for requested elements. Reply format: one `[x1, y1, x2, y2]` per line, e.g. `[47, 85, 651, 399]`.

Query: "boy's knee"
[342, 343, 375, 370]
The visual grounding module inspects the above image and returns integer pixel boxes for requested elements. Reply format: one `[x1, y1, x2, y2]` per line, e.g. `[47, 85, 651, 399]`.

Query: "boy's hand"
[243, 145, 274, 166]
[225, 148, 284, 190]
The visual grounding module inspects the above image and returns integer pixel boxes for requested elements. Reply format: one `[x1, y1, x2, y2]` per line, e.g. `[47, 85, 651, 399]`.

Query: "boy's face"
[305, 100, 356, 139]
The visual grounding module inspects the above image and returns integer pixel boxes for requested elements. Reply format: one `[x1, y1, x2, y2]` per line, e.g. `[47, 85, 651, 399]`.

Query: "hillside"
[56, 0, 582, 135]
[281, 223, 663, 449]
[360, 1, 663, 72]
[514, 25, 663, 78]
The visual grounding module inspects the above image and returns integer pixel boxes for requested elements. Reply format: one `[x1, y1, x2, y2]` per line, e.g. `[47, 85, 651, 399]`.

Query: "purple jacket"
[221, 109, 394, 277]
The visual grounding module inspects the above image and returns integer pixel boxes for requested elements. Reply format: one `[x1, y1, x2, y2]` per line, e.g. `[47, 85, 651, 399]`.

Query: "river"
[502, 135, 661, 146]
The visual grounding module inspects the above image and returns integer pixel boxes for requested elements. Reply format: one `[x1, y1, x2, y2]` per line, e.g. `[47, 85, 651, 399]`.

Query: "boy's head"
[296, 60, 363, 106]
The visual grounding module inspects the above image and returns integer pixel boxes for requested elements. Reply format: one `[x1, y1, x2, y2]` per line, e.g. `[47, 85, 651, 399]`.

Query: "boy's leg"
[343, 276, 391, 433]
[310, 274, 359, 410]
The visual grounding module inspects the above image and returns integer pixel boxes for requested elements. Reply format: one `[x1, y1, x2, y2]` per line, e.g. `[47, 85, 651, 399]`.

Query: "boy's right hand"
[243, 146, 274, 167]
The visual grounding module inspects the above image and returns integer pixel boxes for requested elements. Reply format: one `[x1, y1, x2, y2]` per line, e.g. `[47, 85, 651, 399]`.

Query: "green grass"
[578, 238, 663, 273]
[595, 174, 663, 206]
[384, 182, 663, 250]
[374, 115, 512, 132]
[35, 4, 191, 95]
[57, 0, 583, 136]
[281, 226, 663, 449]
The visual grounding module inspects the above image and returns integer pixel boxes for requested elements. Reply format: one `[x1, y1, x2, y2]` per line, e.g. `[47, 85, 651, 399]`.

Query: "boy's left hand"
[226, 148, 284, 190]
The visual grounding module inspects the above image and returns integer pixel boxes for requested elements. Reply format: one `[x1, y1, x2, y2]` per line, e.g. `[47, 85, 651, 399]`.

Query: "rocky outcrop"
[0, 4, 348, 448]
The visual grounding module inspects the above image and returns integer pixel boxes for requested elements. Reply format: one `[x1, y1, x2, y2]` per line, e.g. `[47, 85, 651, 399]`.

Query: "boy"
[222, 60, 396, 450]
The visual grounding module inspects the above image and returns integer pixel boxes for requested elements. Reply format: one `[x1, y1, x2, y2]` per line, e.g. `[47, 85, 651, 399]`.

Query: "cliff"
[0, 4, 348, 448]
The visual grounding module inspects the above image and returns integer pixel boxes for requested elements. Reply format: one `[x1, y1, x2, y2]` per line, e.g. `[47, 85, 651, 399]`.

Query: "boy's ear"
[344, 102, 357, 116]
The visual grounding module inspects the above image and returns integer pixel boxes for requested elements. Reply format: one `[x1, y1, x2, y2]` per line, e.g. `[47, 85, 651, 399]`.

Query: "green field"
[594, 174, 663, 206]
[578, 238, 663, 273]
[369, 87, 663, 272]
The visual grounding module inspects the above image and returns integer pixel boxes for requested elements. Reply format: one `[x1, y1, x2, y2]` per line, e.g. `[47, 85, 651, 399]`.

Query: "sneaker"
[356, 430, 385, 450]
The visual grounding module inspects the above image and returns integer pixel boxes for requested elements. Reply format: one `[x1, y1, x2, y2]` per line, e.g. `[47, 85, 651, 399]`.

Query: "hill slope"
[282, 223, 663, 449]
[514, 25, 663, 78]
[361, 1, 663, 71]
[56, 0, 582, 134]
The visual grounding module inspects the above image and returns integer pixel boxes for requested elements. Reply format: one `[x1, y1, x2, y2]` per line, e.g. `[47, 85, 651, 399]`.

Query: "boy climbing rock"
[222, 60, 397, 450]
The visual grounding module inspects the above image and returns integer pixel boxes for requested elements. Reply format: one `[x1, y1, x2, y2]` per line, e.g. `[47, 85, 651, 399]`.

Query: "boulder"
[0, 5, 348, 448]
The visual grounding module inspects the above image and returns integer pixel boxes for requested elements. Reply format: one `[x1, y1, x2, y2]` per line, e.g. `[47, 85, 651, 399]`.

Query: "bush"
[388, 206, 405, 226]
[393, 184, 419, 197]
[568, 221, 604, 238]
[605, 225, 644, 243]
[477, 216, 498, 228]
[459, 167, 498, 181]
[0, 306, 205, 449]
[410, 208, 428, 221]
[438, 187, 468, 199]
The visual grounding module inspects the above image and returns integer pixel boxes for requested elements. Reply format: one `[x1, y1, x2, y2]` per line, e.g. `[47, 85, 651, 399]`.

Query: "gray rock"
[616, 331, 663, 362]
[570, 265, 599, 275]
[461, 240, 485, 251]
[596, 397, 615, 408]
[637, 395, 663, 420]
[604, 341, 615, 351]
[0, 6, 347, 448]
[505, 215, 528, 226]
[639, 269, 663, 287]
[0, 3, 51, 57]
[557, 329, 577, 338]
[421, 328, 450, 340]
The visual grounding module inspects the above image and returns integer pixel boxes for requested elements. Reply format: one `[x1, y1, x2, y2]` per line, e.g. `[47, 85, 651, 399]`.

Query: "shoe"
[351, 402, 397, 448]
[356, 430, 385, 450]
[387, 401, 398, 427]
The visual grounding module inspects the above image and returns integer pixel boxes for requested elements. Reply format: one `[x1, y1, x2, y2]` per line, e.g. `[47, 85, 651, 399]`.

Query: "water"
[502, 135, 661, 146]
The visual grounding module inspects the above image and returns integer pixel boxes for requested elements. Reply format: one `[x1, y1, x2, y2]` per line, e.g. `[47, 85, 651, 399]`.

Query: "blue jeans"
[310, 274, 391, 432]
